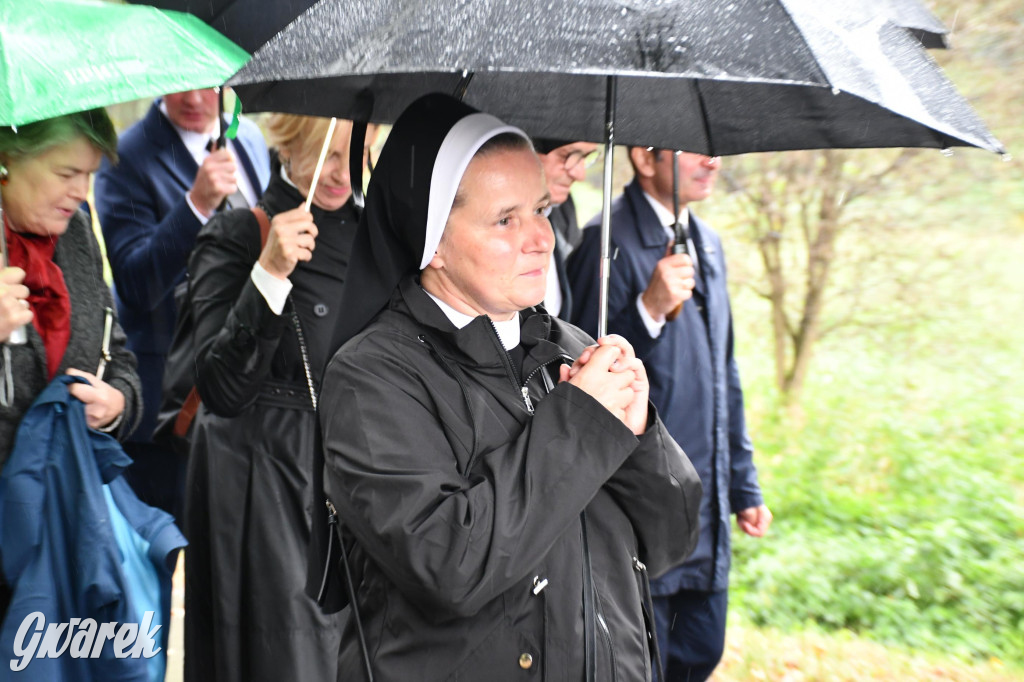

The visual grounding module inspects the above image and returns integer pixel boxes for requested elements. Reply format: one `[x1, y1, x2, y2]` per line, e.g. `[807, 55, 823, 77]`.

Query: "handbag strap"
[289, 300, 317, 411]
[297, 303, 374, 679]
[252, 205, 273, 246]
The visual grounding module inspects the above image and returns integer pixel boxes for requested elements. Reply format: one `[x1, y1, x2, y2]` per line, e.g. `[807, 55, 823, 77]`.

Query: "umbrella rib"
[774, 1, 833, 87]
[692, 79, 715, 157]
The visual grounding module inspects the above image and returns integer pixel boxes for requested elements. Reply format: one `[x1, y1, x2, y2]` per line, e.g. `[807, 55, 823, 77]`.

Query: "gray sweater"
[0, 210, 141, 470]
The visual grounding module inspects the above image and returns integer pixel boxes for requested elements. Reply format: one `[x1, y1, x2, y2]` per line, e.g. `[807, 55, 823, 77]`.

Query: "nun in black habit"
[183, 114, 374, 682]
[320, 93, 702, 682]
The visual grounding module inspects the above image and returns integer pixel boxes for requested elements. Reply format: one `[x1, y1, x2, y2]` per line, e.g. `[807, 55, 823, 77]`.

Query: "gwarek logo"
[10, 611, 162, 671]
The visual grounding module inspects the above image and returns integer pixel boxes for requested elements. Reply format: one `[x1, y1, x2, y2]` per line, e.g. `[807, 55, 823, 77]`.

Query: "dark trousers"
[653, 589, 728, 682]
[122, 440, 187, 530]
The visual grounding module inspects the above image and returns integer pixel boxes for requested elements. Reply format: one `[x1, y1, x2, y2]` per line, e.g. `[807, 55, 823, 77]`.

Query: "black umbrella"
[228, 0, 1000, 155]
[133, 0, 949, 54]
[129, 0, 317, 52]
[226, 0, 1003, 334]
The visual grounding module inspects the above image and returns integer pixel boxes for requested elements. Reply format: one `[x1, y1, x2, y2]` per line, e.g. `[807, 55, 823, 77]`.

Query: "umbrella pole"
[350, 120, 367, 210]
[215, 88, 228, 212]
[305, 117, 338, 212]
[0, 190, 26, 408]
[0, 194, 26, 347]
[217, 87, 226, 149]
[664, 151, 690, 322]
[597, 76, 617, 338]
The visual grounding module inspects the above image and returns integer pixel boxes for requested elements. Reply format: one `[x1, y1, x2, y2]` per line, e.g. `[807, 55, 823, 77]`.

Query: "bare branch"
[846, 149, 919, 203]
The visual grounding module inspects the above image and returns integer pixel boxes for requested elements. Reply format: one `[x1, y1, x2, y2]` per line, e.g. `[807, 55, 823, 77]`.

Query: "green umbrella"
[0, 0, 249, 126]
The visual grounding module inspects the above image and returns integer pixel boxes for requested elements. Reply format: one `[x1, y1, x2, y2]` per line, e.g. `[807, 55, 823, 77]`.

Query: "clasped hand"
[559, 334, 649, 435]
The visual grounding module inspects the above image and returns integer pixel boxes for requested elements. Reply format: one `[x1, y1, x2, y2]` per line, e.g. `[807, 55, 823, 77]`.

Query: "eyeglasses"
[561, 148, 602, 171]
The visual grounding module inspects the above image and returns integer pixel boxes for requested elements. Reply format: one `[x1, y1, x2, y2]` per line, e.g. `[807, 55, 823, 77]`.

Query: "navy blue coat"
[93, 102, 270, 441]
[566, 179, 763, 593]
[0, 377, 186, 681]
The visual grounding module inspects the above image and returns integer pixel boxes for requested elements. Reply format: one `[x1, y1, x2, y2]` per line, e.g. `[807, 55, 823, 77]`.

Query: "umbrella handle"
[216, 87, 229, 212]
[350, 120, 368, 210]
[665, 240, 688, 322]
[216, 86, 227, 149]
[0, 202, 27, 345]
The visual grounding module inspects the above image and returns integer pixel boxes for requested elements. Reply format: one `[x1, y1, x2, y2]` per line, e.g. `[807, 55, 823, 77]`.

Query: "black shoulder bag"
[292, 307, 374, 682]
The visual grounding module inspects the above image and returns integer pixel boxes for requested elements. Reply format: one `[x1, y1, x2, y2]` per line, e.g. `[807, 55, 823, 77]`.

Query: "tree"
[719, 149, 919, 403]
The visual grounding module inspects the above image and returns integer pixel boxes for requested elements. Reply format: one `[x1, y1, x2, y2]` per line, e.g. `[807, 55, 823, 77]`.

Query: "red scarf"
[4, 218, 71, 379]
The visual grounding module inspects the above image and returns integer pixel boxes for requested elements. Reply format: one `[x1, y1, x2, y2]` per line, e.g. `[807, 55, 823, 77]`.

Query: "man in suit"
[94, 88, 271, 524]
[566, 147, 772, 682]
[535, 138, 599, 320]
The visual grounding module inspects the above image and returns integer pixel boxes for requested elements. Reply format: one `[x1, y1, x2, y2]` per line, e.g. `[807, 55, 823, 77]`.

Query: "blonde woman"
[183, 114, 373, 682]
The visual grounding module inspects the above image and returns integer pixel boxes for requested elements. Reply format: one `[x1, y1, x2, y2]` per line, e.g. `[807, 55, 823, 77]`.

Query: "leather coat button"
[518, 652, 533, 669]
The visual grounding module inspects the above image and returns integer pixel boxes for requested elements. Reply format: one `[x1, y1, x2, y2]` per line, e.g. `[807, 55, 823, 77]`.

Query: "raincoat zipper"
[487, 319, 532, 413]
[519, 353, 573, 416]
[634, 556, 665, 682]
[596, 603, 618, 682]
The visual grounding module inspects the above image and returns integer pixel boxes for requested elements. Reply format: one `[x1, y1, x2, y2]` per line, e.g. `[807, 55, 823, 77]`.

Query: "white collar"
[279, 162, 300, 191]
[642, 190, 688, 236]
[642, 190, 701, 271]
[424, 289, 521, 350]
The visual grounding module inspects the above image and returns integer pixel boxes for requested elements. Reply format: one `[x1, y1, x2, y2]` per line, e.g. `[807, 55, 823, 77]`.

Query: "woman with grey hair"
[0, 108, 140, 467]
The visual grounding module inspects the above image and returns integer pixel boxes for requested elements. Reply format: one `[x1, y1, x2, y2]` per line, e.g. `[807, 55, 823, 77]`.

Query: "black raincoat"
[320, 276, 702, 681]
[183, 166, 357, 682]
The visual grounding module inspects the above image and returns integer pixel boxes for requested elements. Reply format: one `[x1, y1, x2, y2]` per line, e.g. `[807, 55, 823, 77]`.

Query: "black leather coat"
[320, 276, 702, 682]
[183, 171, 358, 682]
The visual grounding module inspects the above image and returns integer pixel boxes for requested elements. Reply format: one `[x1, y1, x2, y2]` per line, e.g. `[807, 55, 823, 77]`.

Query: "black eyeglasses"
[562, 148, 602, 171]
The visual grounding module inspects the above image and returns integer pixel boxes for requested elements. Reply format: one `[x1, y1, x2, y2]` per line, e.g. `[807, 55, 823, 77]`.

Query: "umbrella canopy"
[0, 0, 249, 127]
[128, 0, 318, 53]
[132, 0, 947, 56]
[228, 0, 1002, 155]
[228, 0, 1003, 338]
[867, 0, 950, 49]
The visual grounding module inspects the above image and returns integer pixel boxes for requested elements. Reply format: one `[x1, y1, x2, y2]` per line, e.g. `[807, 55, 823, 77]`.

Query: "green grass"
[712, 621, 1024, 681]
[724, 225, 1024, 669]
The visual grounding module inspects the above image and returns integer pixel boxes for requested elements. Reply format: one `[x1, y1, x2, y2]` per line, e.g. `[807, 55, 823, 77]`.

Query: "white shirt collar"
[424, 289, 521, 350]
[642, 190, 701, 272]
[279, 162, 300, 191]
[642, 190, 688, 240]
